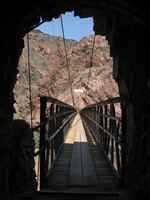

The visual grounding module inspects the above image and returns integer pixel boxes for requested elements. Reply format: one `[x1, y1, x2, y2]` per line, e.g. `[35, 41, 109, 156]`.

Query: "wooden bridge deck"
[47, 114, 120, 194]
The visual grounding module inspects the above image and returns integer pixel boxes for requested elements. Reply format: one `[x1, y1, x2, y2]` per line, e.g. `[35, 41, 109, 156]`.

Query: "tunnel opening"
[13, 11, 120, 127]
[1, 1, 150, 199]
[12, 12, 121, 193]
[10, 10, 123, 197]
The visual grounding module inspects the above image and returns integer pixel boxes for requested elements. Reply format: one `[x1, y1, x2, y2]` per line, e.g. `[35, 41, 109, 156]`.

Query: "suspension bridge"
[27, 14, 126, 199]
[33, 96, 125, 199]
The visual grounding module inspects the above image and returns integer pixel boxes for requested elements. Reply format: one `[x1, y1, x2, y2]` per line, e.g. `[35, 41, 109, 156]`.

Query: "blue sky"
[36, 11, 94, 41]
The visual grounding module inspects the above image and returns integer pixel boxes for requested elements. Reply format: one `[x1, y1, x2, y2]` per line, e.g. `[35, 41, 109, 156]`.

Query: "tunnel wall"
[94, 12, 150, 199]
[110, 17, 150, 199]
[118, 32, 150, 199]
[0, 33, 37, 199]
[0, 35, 23, 199]
[0, 2, 150, 199]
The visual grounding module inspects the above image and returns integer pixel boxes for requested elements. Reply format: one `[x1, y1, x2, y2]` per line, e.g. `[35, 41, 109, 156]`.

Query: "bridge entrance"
[33, 96, 124, 198]
[1, 1, 150, 199]
[48, 114, 119, 193]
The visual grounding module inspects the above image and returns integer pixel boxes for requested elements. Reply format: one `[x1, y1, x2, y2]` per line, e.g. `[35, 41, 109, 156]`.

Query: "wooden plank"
[82, 149, 98, 186]
[47, 113, 121, 192]
[53, 167, 70, 172]
[69, 149, 82, 186]
[98, 176, 115, 179]
[69, 115, 83, 186]
[80, 119, 98, 186]
[49, 174, 68, 186]
[69, 114, 98, 186]
[96, 170, 113, 176]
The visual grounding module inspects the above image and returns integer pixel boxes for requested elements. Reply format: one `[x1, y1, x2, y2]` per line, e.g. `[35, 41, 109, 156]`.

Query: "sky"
[36, 11, 94, 41]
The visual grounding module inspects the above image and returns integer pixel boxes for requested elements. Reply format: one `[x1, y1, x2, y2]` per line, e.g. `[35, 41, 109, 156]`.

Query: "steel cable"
[60, 15, 76, 108]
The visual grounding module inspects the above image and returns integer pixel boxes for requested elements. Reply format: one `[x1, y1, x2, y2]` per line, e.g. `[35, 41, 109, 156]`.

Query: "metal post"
[94, 107, 96, 132]
[104, 105, 107, 152]
[107, 104, 111, 156]
[100, 106, 103, 146]
[116, 122, 121, 174]
[55, 104, 59, 154]
[96, 106, 99, 138]
[121, 101, 126, 187]
[50, 104, 54, 165]
[40, 97, 47, 190]
[59, 106, 63, 145]
[110, 104, 114, 164]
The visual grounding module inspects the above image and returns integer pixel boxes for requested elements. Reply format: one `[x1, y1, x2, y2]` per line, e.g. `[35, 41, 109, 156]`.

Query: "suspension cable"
[60, 14, 75, 108]
[27, 33, 33, 127]
[85, 34, 96, 103]
[52, 19, 58, 98]
[52, 19, 54, 36]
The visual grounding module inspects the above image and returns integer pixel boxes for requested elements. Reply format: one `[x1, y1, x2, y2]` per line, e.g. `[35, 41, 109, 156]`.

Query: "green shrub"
[33, 131, 40, 149]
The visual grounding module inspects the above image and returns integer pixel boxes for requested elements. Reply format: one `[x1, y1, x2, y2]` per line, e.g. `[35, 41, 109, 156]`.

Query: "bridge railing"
[80, 97, 126, 184]
[32, 97, 76, 190]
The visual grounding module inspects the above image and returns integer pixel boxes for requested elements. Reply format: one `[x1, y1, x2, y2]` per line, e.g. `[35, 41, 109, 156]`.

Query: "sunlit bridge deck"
[46, 114, 119, 194]
[33, 96, 123, 199]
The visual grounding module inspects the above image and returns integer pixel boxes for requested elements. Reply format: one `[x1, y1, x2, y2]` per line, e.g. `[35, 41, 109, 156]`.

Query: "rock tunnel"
[1, 1, 150, 199]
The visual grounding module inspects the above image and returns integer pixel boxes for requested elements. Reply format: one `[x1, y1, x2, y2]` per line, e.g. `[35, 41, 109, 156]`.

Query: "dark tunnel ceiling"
[4, 0, 150, 37]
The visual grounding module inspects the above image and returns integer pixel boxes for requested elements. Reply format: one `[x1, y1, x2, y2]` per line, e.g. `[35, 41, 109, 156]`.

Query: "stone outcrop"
[9, 120, 37, 196]
[0, 34, 24, 199]
[14, 30, 119, 126]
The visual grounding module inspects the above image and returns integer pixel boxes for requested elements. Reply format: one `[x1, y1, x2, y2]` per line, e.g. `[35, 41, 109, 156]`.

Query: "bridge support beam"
[40, 97, 47, 190]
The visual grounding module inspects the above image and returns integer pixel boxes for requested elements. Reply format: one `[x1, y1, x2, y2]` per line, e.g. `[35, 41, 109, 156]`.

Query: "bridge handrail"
[43, 96, 75, 109]
[80, 97, 126, 185]
[81, 97, 121, 110]
[99, 113, 121, 122]
[32, 110, 74, 132]
[82, 113, 125, 147]
[33, 96, 76, 190]
[34, 112, 76, 157]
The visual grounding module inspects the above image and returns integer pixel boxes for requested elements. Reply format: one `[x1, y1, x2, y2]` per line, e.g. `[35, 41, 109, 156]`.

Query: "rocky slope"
[13, 30, 119, 126]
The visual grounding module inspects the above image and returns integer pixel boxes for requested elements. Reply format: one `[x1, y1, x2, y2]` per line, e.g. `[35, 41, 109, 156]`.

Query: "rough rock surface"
[9, 120, 37, 195]
[13, 30, 119, 126]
